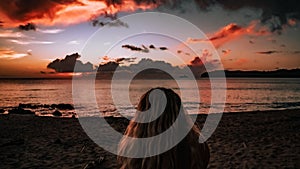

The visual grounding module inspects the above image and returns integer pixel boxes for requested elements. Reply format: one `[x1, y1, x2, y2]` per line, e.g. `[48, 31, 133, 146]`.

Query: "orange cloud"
[0, 0, 158, 27]
[235, 58, 248, 65]
[0, 48, 29, 59]
[102, 55, 110, 61]
[10, 39, 54, 45]
[188, 21, 271, 48]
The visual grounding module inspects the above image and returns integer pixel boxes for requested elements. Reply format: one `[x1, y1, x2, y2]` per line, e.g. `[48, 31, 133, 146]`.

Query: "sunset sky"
[0, 0, 299, 78]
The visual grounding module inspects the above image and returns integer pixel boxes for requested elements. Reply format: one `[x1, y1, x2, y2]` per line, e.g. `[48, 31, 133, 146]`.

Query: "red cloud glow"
[235, 58, 248, 65]
[0, 0, 158, 27]
[188, 21, 271, 48]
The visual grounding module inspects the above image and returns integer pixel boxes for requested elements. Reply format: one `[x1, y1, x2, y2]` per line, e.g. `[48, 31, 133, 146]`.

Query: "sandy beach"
[0, 109, 299, 169]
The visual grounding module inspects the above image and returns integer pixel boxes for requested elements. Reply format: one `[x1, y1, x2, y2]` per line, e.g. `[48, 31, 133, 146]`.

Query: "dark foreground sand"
[0, 109, 299, 169]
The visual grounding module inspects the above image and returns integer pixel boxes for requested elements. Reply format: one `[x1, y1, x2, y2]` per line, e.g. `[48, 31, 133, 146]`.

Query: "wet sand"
[0, 109, 299, 169]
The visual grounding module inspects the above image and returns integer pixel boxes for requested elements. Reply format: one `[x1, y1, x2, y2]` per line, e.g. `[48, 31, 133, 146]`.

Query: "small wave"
[269, 102, 300, 109]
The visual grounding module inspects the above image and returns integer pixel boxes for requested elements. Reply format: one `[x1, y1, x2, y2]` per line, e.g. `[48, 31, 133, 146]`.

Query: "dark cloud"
[186, 49, 221, 77]
[122, 44, 148, 53]
[190, 57, 203, 66]
[18, 23, 36, 31]
[256, 50, 300, 55]
[159, 47, 168, 50]
[177, 50, 192, 56]
[122, 44, 168, 53]
[101, 56, 136, 64]
[149, 44, 156, 49]
[194, 0, 300, 32]
[0, 0, 78, 22]
[188, 50, 213, 66]
[244, 14, 253, 18]
[91, 19, 129, 28]
[292, 51, 300, 54]
[188, 57, 212, 78]
[125, 58, 194, 79]
[44, 55, 220, 79]
[96, 57, 218, 79]
[97, 61, 119, 72]
[98, 58, 180, 79]
[47, 53, 94, 72]
[115, 57, 137, 63]
[124, 58, 176, 71]
[101, 11, 118, 20]
[256, 50, 281, 55]
[1, 0, 299, 33]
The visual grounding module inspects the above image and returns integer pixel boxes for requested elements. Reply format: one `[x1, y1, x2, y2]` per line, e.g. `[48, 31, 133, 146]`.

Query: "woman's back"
[118, 87, 210, 169]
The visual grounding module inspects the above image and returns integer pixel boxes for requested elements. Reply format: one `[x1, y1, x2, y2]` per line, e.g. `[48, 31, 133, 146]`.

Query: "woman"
[118, 87, 210, 169]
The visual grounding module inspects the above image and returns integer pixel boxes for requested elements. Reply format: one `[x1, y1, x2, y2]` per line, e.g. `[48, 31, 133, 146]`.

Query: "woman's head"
[134, 87, 183, 135]
[118, 87, 210, 169]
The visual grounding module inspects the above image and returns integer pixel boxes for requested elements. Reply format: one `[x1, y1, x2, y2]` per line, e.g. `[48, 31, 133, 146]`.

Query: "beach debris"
[52, 110, 62, 116]
[5, 103, 77, 117]
[51, 103, 74, 110]
[83, 162, 92, 169]
[80, 145, 86, 153]
[82, 156, 105, 169]
[19, 103, 40, 109]
[242, 142, 247, 148]
[83, 161, 98, 169]
[229, 142, 249, 159]
[96, 156, 105, 164]
[18, 103, 74, 110]
[8, 107, 35, 115]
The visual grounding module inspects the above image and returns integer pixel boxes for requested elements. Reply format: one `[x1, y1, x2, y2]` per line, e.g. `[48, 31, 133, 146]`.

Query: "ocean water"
[0, 78, 299, 117]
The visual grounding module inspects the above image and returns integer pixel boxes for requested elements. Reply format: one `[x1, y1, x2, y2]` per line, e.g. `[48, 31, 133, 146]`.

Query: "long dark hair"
[118, 87, 210, 169]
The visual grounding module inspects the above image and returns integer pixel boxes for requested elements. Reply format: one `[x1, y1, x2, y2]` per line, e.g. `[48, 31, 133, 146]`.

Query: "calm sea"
[0, 78, 299, 117]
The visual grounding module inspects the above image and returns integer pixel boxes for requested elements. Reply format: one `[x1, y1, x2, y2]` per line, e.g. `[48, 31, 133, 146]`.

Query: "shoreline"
[0, 109, 299, 168]
[2, 102, 300, 118]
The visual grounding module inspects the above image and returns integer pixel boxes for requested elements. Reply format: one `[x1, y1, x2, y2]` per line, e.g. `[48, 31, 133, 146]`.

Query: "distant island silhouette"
[201, 69, 300, 78]
[95, 68, 300, 79]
